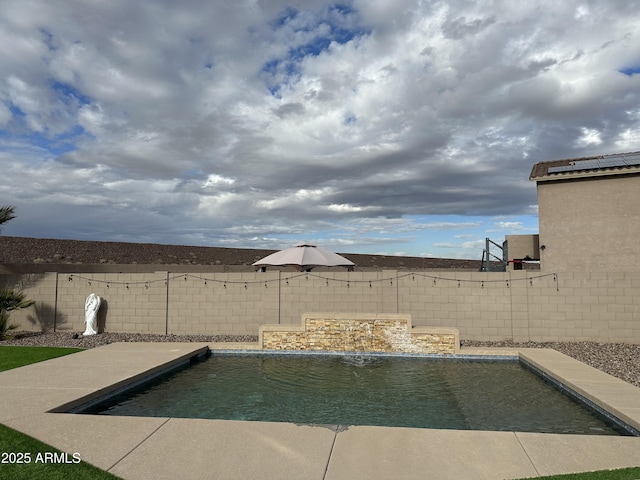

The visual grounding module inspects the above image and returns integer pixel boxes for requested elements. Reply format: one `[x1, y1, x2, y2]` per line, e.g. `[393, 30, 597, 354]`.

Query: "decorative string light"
[63, 272, 559, 291]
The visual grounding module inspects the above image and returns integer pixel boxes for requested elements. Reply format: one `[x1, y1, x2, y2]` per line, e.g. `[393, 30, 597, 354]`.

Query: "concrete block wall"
[3, 269, 639, 344]
[278, 271, 398, 324]
[55, 272, 168, 334]
[167, 272, 280, 335]
[396, 270, 640, 343]
[397, 271, 552, 341]
[1, 272, 57, 332]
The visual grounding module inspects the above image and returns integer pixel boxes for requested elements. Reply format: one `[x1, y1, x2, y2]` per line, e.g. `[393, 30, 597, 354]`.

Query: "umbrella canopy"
[253, 244, 356, 271]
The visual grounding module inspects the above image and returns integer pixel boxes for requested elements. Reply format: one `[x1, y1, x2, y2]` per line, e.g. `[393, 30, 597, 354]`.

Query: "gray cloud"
[442, 15, 496, 40]
[1, 0, 640, 256]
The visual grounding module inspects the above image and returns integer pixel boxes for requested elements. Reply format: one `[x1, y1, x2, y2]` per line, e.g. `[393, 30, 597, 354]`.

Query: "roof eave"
[531, 166, 640, 182]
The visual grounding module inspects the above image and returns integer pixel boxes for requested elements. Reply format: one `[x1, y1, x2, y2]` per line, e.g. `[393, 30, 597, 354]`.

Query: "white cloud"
[495, 221, 524, 230]
[327, 204, 365, 213]
[575, 127, 603, 147]
[454, 234, 477, 239]
[203, 174, 235, 187]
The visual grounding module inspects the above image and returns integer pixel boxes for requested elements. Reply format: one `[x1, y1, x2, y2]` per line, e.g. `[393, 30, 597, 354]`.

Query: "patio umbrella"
[252, 244, 356, 271]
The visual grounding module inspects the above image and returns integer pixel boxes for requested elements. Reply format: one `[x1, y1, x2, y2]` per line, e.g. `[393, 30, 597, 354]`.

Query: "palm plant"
[1, 207, 33, 337]
[0, 205, 16, 233]
[0, 289, 35, 339]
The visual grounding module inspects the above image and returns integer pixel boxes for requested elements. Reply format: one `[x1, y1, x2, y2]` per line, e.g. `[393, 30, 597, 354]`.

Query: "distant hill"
[0, 236, 483, 271]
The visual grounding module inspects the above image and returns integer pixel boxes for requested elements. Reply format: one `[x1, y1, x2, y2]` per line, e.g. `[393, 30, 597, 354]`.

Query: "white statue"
[83, 293, 101, 336]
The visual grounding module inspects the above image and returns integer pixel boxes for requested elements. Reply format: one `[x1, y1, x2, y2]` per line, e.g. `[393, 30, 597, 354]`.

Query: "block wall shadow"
[97, 299, 108, 334]
[26, 302, 68, 333]
[0, 273, 47, 290]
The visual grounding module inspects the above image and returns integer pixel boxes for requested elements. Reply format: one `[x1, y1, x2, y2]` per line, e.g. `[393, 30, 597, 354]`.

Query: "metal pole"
[53, 273, 59, 332]
[485, 238, 490, 272]
[396, 271, 399, 313]
[165, 272, 170, 335]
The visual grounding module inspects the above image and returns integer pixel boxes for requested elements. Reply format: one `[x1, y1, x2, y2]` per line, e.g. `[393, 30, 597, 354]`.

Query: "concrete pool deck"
[1, 343, 639, 480]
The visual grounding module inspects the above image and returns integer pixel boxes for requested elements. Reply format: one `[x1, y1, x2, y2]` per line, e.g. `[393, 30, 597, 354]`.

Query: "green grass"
[0, 423, 120, 480]
[0, 346, 120, 479]
[518, 466, 640, 479]
[0, 346, 84, 372]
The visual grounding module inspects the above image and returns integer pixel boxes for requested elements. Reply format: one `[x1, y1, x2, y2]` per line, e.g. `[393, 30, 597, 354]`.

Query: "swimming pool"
[80, 353, 629, 435]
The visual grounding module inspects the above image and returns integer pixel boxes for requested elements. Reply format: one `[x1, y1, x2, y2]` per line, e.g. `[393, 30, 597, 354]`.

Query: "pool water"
[84, 354, 623, 435]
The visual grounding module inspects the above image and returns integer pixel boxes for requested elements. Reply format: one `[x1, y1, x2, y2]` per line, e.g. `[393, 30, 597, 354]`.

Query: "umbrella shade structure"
[253, 244, 356, 271]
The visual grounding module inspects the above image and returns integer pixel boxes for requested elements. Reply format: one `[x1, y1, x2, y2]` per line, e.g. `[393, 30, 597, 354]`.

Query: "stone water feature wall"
[259, 313, 459, 354]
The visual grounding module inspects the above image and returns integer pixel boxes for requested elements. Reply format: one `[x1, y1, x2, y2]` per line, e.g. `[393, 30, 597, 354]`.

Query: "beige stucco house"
[529, 151, 640, 272]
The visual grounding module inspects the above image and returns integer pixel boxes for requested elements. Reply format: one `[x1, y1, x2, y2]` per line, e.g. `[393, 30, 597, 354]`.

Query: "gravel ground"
[0, 331, 258, 349]
[2, 331, 638, 388]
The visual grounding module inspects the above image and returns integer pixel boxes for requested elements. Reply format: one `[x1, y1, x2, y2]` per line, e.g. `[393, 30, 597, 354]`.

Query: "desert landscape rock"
[0, 236, 484, 270]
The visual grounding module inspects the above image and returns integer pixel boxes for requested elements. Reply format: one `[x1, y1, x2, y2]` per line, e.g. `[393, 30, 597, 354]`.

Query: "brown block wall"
[1, 272, 57, 332]
[3, 269, 639, 344]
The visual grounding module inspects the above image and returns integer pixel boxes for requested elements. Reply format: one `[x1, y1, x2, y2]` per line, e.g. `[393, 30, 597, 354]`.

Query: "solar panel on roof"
[598, 158, 625, 167]
[548, 165, 574, 173]
[573, 159, 600, 170]
[544, 152, 640, 175]
[623, 154, 640, 166]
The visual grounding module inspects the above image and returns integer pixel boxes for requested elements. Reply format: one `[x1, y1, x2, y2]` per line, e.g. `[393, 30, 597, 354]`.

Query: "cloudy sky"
[1, 1, 639, 259]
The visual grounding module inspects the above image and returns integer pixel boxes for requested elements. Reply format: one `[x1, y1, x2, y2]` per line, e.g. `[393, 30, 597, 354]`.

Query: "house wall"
[5, 269, 639, 344]
[536, 174, 640, 272]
